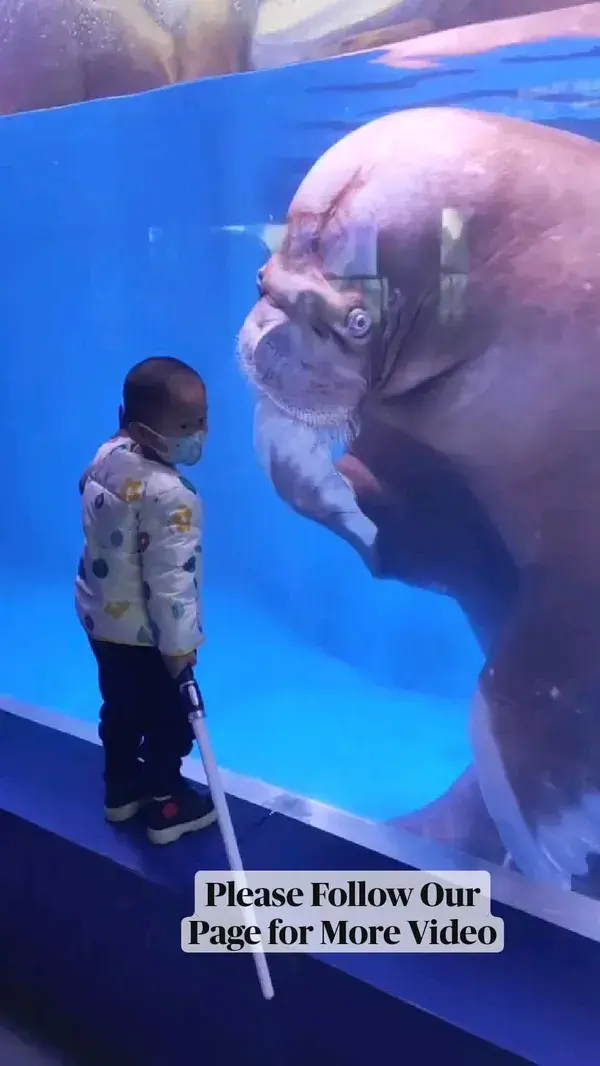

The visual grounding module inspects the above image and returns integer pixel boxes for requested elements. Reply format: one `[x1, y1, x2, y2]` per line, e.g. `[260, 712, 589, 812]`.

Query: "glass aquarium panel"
[0, 1, 600, 904]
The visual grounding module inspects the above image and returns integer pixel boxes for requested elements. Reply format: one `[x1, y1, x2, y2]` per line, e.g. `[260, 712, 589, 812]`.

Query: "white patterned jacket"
[75, 435, 204, 656]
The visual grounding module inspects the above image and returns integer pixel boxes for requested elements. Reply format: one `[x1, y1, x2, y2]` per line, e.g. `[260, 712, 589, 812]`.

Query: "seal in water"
[238, 107, 600, 889]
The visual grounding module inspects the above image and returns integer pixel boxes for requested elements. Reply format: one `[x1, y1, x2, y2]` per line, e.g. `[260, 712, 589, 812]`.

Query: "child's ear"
[128, 422, 144, 447]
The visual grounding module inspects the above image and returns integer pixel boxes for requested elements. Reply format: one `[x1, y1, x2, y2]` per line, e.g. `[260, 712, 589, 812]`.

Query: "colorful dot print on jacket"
[119, 478, 143, 503]
[169, 505, 193, 534]
[75, 436, 205, 655]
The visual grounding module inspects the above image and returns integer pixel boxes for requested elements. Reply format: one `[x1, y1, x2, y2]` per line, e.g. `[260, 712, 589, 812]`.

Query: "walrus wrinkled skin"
[238, 107, 600, 889]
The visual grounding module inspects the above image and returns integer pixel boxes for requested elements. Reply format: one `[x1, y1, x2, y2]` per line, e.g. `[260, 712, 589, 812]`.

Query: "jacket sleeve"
[138, 482, 205, 656]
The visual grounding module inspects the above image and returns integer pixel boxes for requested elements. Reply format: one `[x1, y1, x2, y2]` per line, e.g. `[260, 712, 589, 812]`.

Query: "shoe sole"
[147, 809, 217, 845]
[105, 800, 145, 823]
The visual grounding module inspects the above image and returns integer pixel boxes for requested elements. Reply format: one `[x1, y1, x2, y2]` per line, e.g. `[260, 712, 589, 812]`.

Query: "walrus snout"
[238, 288, 370, 428]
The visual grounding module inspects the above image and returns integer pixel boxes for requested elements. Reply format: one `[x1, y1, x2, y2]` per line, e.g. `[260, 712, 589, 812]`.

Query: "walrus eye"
[346, 307, 372, 338]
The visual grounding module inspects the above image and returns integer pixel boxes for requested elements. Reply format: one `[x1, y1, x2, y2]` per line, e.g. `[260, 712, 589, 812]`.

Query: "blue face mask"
[140, 425, 206, 466]
[160, 430, 206, 466]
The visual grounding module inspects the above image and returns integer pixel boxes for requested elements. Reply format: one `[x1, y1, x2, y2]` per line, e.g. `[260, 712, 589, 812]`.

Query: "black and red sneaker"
[146, 786, 216, 845]
[104, 765, 148, 823]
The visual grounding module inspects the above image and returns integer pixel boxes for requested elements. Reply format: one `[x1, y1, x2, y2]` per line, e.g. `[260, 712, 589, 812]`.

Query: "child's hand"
[162, 650, 197, 679]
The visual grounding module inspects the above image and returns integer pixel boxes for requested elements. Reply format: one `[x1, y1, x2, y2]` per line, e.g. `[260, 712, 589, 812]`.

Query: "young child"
[75, 356, 216, 844]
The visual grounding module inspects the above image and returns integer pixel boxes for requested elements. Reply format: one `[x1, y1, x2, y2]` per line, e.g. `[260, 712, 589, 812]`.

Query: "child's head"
[120, 357, 208, 466]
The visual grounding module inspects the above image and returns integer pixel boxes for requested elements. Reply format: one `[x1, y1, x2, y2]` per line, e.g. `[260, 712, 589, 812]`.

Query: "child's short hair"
[122, 357, 204, 425]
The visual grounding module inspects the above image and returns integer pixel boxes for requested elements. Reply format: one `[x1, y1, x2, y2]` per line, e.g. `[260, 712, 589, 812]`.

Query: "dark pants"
[89, 639, 194, 798]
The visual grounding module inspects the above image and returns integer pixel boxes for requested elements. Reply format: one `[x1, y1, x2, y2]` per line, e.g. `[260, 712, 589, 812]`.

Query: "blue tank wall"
[0, 60, 486, 695]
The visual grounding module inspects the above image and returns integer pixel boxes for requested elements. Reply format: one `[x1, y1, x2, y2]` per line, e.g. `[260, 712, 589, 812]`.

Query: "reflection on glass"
[0, 1, 595, 114]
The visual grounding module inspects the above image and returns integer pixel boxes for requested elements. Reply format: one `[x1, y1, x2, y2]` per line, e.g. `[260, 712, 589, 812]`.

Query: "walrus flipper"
[253, 396, 378, 566]
[472, 570, 600, 887]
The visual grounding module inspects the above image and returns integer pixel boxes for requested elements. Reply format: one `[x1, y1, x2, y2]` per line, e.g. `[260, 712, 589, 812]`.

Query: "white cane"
[178, 667, 275, 1000]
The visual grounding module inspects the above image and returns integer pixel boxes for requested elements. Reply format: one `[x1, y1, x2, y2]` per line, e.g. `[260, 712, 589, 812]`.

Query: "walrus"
[237, 107, 600, 889]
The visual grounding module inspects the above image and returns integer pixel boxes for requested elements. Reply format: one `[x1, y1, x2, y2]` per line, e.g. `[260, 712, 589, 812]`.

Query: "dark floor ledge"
[0, 705, 597, 1065]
